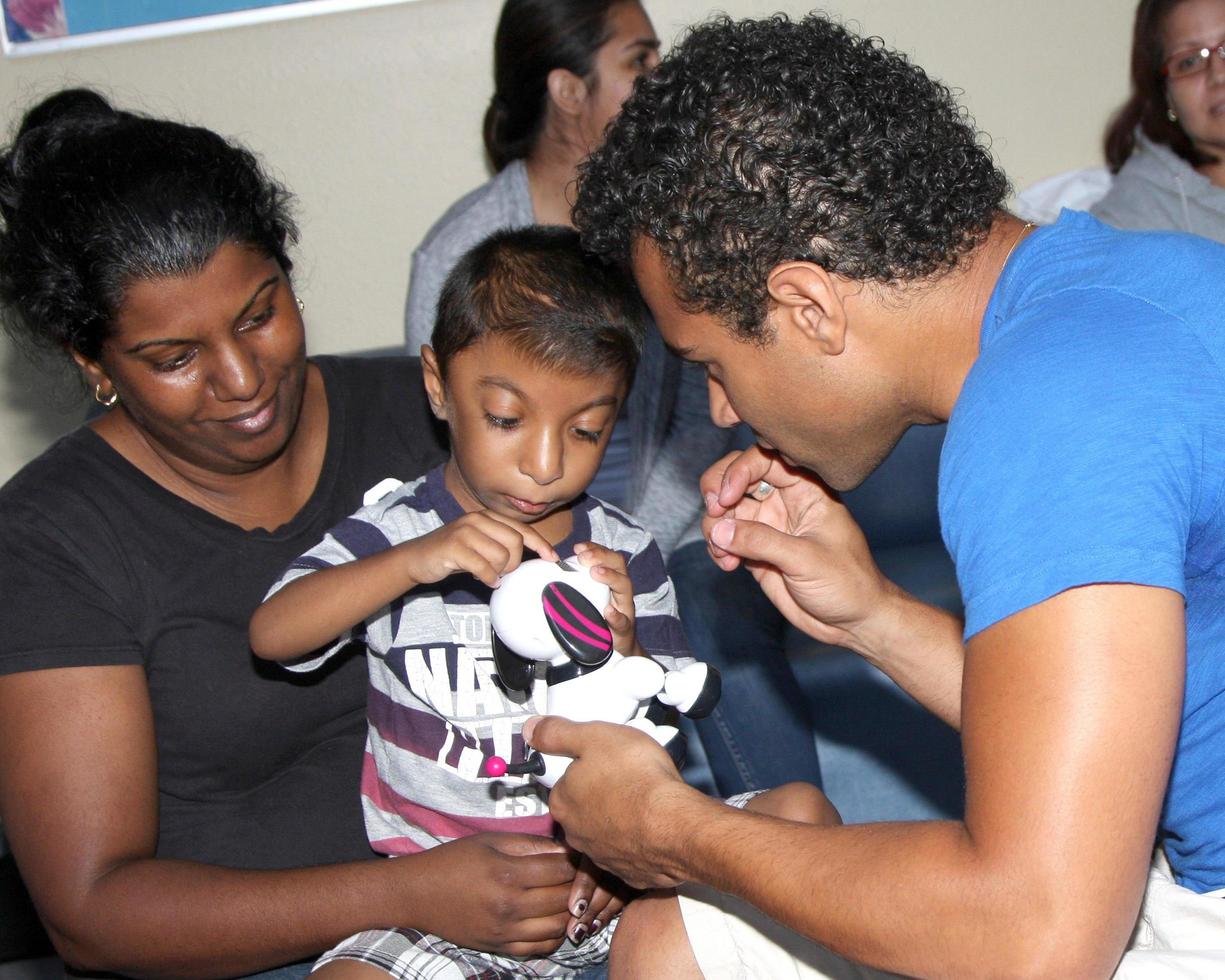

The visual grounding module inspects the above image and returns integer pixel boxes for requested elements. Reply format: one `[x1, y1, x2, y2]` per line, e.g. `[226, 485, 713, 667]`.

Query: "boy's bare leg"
[610, 889, 702, 979]
[743, 780, 842, 825]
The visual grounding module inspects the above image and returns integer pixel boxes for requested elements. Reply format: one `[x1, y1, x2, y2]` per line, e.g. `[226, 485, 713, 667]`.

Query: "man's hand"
[523, 716, 709, 890]
[698, 446, 898, 653]
[409, 833, 577, 957]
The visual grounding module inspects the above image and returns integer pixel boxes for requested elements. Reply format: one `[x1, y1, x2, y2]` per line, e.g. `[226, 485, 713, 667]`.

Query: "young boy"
[250, 226, 693, 978]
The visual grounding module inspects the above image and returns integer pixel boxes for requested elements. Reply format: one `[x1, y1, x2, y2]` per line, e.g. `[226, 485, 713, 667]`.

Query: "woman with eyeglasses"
[1092, 0, 1225, 241]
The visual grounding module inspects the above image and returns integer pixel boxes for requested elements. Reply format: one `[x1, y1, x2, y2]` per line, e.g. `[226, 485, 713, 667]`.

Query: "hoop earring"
[1168, 107, 1179, 123]
[94, 384, 118, 408]
[296, 297, 305, 314]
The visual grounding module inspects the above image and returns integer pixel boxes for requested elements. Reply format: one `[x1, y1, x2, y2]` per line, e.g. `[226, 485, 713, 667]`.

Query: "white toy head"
[488, 557, 613, 698]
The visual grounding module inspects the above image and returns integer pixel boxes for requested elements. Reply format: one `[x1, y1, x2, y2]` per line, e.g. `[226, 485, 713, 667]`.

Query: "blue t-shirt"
[940, 210, 1225, 892]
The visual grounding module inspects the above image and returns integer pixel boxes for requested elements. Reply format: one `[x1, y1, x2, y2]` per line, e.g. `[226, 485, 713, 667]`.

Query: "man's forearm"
[849, 585, 965, 728]
[660, 799, 1107, 979]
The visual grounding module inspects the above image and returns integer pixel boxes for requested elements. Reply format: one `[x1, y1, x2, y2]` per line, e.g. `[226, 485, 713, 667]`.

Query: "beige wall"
[0, 0, 1131, 483]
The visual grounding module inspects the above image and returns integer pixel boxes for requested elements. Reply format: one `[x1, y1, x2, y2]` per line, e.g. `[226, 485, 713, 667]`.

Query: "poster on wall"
[2, 0, 409, 55]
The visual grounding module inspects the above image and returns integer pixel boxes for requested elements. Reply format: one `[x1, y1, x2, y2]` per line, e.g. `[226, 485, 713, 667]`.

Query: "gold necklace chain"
[1002, 221, 1036, 268]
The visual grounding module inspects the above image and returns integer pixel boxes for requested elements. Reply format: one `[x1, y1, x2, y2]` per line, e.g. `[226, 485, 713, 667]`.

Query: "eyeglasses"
[1162, 40, 1225, 79]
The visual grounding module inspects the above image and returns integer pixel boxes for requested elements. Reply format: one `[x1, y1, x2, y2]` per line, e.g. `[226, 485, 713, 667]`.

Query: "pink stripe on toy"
[543, 596, 609, 649]
[546, 583, 612, 640]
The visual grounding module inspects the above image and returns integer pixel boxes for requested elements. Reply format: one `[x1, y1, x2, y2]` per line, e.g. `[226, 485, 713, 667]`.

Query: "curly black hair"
[0, 88, 297, 362]
[573, 14, 1010, 339]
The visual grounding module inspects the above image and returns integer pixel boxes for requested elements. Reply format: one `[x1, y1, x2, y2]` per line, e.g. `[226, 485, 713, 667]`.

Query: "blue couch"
[793, 422, 964, 823]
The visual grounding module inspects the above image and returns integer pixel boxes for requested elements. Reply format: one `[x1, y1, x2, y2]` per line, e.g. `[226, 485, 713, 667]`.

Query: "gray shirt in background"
[405, 161, 534, 352]
[1091, 131, 1225, 245]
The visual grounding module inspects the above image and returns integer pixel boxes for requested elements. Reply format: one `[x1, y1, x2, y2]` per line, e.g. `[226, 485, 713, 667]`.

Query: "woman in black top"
[0, 89, 579, 978]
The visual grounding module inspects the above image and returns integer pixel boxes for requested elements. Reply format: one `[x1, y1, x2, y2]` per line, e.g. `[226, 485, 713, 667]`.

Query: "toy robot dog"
[484, 557, 721, 788]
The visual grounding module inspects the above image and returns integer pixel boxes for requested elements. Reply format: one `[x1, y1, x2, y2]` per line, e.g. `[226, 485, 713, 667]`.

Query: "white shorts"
[676, 849, 1225, 979]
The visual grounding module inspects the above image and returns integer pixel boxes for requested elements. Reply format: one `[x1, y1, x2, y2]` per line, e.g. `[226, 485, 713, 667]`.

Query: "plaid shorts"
[311, 921, 614, 979]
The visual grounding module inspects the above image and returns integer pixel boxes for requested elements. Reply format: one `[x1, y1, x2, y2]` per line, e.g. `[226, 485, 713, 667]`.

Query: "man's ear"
[420, 345, 448, 421]
[765, 261, 849, 356]
[546, 67, 589, 119]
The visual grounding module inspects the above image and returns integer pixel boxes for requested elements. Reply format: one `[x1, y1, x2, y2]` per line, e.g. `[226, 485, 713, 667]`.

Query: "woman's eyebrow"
[123, 276, 281, 354]
[237, 276, 281, 320]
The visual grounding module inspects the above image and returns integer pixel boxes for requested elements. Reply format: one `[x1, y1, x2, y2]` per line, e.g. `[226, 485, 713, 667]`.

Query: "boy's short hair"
[431, 225, 644, 385]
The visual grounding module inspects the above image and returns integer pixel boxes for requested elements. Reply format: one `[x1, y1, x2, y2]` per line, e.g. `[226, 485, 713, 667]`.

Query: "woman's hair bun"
[15, 87, 116, 140]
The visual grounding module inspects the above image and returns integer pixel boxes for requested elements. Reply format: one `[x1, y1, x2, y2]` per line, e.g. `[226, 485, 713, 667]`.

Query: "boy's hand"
[572, 542, 640, 655]
[411, 833, 575, 956]
[565, 852, 635, 947]
[401, 511, 558, 589]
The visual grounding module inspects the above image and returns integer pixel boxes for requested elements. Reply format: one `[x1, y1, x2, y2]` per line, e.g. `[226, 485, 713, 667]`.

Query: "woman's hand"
[403, 511, 559, 590]
[564, 853, 635, 947]
[572, 541, 640, 656]
[698, 446, 898, 655]
[408, 833, 577, 957]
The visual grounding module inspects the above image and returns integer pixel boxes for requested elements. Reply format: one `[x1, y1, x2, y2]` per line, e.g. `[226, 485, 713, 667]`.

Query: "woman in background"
[403, 0, 826, 800]
[404, 0, 660, 355]
[1092, 0, 1225, 241]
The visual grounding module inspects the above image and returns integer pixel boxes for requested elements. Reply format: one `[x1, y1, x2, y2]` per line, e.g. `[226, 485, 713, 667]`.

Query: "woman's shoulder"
[0, 425, 115, 520]
[316, 353, 428, 417]
[314, 354, 448, 474]
[412, 160, 533, 265]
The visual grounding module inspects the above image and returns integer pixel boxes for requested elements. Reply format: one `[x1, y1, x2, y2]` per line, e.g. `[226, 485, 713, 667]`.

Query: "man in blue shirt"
[522, 13, 1225, 979]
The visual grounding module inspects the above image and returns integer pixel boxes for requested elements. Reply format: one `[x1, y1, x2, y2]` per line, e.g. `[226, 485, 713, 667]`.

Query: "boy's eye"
[485, 413, 519, 430]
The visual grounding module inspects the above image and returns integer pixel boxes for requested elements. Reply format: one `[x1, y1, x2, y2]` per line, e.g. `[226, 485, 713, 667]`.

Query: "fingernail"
[572, 898, 588, 917]
[522, 717, 538, 744]
[591, 918, 603, 933]
[570, 924, 588, 946]
[711, 519, 735, 549]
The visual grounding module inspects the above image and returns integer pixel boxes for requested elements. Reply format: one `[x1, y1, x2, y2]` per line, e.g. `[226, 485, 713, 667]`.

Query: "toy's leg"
[626, 717, 688, 770]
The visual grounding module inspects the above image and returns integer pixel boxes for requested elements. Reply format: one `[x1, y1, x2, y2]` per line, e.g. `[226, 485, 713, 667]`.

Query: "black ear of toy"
[541, 582, 614, 667]
[492, 631, 535, 700]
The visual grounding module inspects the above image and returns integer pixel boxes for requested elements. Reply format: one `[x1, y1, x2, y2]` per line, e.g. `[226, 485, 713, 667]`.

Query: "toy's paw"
[625, 719, 686, 769]
[613, 655, 667, 700]
[660, 663, 722, 718]
[644, 722, 688, 769]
